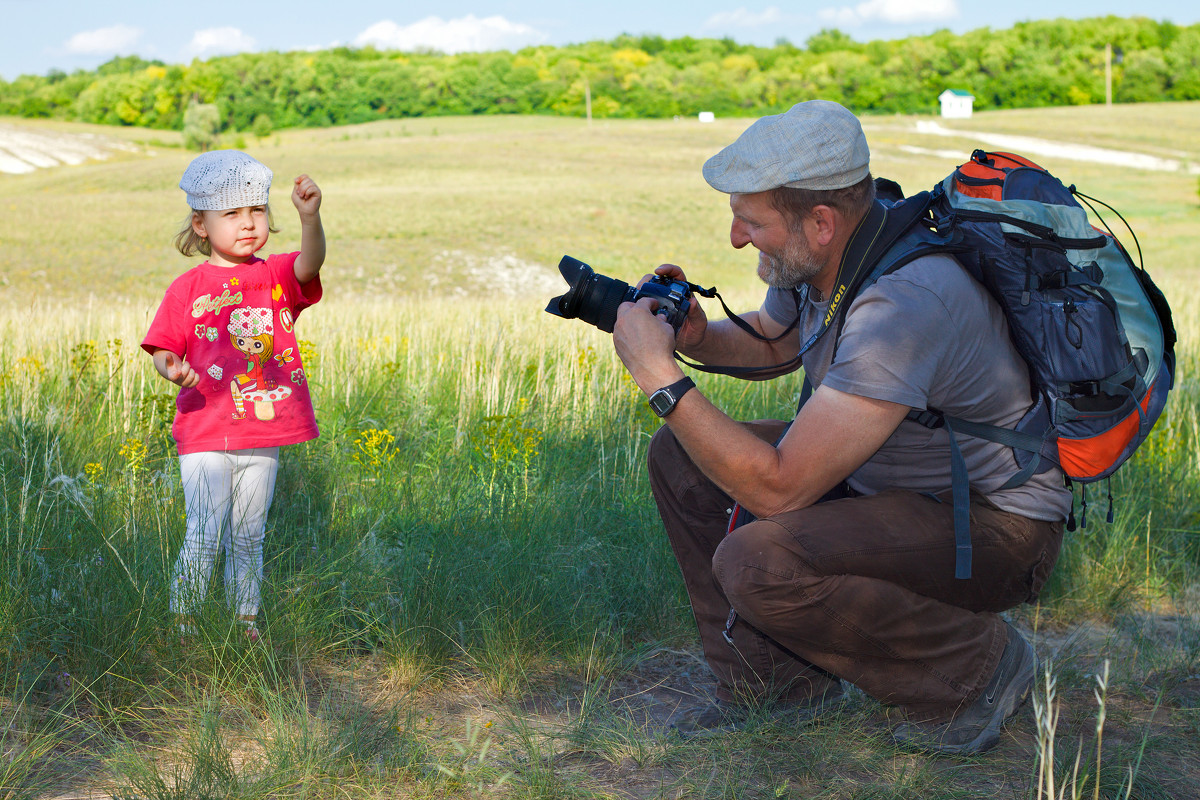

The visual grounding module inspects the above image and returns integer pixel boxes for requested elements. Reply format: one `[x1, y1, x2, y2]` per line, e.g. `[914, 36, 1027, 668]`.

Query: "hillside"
[2, 102, 1197, 307]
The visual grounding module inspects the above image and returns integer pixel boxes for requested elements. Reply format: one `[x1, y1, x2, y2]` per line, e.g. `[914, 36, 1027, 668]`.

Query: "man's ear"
[191, 211, 208, 238]
[808, 205, 839, 247]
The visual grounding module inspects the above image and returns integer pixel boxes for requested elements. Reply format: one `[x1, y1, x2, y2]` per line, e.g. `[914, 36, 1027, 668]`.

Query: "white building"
[938, 89, 975, 119]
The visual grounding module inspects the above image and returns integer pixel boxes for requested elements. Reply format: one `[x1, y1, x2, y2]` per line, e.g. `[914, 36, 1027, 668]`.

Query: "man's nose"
[730, 220, 750, 249]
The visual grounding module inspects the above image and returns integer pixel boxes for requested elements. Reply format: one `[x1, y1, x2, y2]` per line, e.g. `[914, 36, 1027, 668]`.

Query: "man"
[611, 100, 1070, 755]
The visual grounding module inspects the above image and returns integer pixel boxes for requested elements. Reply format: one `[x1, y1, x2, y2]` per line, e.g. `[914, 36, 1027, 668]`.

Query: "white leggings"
[172, 447, 280, 619]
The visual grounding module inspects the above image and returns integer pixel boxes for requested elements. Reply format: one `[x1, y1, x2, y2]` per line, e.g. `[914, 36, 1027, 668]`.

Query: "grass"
[1, 102, 1199, 798]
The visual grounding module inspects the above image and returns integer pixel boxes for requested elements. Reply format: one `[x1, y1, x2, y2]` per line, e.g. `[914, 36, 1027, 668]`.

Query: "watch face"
[649, 389, 674, 417]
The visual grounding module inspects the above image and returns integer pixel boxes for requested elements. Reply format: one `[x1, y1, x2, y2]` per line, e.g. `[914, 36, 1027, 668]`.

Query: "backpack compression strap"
[907, 408, 1056, 579]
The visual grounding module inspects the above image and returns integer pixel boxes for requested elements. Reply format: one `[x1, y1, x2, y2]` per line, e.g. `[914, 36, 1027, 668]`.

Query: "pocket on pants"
[1025, 547, 1057, 603]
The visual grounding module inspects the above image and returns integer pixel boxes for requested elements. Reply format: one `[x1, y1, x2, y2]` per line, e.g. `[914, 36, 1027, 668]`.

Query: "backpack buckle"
[907, 409, 945, 429]
[1039, 271, 1070, 290]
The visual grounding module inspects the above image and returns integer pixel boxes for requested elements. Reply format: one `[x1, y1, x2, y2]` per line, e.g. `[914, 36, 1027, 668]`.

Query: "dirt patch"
[29, 613, 1200, 798]
[433, 248, 565, 297]
[516, 647, 711, 733]
[491, 614, 1200, 797]
[913, 120, 1200, 174]
[0, 123, 139, 174]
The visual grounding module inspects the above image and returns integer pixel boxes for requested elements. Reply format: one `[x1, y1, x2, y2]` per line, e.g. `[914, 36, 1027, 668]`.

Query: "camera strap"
[687, 282, 802, 344]
[674, 197, 905, 378]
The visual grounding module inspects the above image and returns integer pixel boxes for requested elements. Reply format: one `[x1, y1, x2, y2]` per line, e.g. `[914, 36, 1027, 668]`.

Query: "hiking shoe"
[669, 686, 844, 739]
[891, 621, 1036, 755]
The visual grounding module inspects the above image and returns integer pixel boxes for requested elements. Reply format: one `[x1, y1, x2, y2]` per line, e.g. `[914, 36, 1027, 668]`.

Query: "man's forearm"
[663, 383, 910, 518]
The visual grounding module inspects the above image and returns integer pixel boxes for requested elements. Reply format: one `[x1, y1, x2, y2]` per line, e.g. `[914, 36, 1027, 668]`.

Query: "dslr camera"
[544, 255, 693, 334]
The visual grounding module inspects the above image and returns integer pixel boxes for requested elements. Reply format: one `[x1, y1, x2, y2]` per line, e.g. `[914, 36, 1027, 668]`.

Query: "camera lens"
[546, 256, 634, 333]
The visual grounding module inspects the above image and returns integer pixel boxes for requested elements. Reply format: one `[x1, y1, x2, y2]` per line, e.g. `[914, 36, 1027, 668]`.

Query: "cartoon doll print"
[227, 307, 292, 421]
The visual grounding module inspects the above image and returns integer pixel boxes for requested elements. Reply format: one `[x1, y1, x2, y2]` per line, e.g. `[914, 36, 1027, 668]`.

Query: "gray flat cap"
[703, 100, 870, 194]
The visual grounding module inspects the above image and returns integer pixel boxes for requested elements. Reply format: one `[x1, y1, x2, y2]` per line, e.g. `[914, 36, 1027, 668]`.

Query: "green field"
[1, 103, 1198, 798]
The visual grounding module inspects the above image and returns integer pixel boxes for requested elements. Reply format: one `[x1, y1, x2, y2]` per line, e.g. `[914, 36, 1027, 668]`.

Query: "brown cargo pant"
[647, 420, 1062, 720]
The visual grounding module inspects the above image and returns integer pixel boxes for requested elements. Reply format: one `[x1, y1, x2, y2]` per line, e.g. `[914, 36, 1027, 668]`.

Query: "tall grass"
[0, 294, 802, 796]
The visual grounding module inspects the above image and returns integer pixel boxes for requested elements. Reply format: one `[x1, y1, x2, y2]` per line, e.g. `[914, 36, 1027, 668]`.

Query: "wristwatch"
[648, 376, 696, 418]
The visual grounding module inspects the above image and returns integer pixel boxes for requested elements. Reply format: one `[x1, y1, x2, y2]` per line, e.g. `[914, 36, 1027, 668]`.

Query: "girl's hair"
[174, 206, 279, 257]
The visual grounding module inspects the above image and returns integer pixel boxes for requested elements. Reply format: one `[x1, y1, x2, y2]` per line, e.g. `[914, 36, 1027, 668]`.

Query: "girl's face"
[192, 206, 269, 267]
[233, 334, 271, 357]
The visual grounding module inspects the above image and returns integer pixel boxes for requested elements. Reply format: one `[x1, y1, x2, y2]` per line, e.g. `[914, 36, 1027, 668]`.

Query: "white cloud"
[353, 15, 546, 54]
[185, 27, 258, 59]
[63, 24, 143, 55]
[818, 0, 959, 26]
[704, 7, 785, 29]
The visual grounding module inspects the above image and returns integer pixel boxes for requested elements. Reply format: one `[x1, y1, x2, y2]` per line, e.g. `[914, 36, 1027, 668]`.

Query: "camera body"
[545, 255, 693, 334]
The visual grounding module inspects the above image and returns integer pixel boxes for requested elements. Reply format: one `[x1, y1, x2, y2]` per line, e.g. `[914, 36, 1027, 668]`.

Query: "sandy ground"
[2, 118, 1199, 176]
[911, 119, 1200, 174]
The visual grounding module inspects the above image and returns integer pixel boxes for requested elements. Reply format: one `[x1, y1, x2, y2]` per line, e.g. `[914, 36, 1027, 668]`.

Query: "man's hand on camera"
[613, 296, 685, 395]
[637, 264, 708, 353]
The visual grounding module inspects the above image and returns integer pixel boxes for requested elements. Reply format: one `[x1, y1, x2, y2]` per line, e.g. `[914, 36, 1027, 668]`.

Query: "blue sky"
[2, 0, 1197, 81]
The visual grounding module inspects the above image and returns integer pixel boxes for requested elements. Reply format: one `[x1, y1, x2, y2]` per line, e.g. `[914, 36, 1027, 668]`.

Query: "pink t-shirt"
[142, 253, 322, 455]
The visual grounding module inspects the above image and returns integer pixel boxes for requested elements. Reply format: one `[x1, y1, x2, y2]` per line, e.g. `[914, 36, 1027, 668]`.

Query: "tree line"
[2, 15, 1198, 135]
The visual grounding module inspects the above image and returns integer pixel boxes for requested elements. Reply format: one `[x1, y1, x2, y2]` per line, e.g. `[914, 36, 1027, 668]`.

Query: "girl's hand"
[292, 174, 322, 219]
[163, 352, 200, 388]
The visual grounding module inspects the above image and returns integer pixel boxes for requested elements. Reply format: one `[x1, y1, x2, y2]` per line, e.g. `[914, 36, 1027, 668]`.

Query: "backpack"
[855, 150, 1176, 577]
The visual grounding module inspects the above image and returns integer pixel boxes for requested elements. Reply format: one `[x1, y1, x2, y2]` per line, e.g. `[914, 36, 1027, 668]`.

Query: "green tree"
[1165, 28, 1200, 99]
[251, 113, 273, 138]
[806, 28, 857, 55]
[1, 18, 1199, 129]
[1116, 48, 1170, 102]
[182, 101, 220, 151]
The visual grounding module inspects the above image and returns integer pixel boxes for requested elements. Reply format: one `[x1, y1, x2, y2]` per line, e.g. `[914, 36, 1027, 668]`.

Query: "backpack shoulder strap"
[798, 188, 958, 405]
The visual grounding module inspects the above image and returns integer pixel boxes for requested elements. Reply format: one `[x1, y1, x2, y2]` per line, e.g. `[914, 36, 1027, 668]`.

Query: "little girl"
[142, 150, 326, 641]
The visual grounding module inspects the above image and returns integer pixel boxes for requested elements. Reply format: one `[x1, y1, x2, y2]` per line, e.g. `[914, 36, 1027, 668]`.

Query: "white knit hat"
[180, 150, 273, 210]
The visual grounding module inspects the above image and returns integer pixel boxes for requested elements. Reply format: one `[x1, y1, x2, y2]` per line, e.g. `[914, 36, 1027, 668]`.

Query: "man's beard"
[756, 234, 822, 290]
